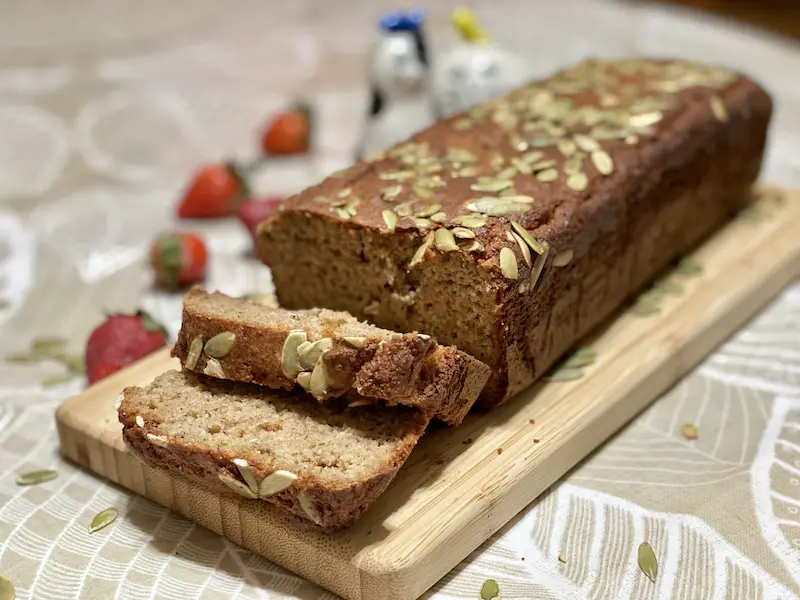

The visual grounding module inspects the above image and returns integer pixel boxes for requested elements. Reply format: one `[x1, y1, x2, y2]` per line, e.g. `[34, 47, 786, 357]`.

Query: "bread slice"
[119, 370, 428, 531]
[171, 287, 490, 425]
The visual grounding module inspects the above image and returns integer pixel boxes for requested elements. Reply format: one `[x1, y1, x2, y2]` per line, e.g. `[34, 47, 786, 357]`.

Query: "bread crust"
[257, 58, 773, 407]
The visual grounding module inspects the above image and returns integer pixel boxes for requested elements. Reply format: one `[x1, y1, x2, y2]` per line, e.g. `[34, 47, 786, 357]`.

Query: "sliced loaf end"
[118, 369, 428, 531]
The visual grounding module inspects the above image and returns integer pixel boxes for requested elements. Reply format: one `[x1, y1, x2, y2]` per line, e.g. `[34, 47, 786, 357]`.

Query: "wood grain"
[56, 186, 800, 600]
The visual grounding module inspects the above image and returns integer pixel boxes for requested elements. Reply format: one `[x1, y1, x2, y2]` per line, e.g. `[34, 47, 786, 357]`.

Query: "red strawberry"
[177, 162, 249, 219]
[237, 197, 283, 248]
[260, 102, 312, 156]
[149, 232, 208, 291]
[85, 311, 167, 384]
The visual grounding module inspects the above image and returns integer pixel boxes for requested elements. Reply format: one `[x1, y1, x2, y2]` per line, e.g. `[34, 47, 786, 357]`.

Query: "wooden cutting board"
[56, 186, 800, 600]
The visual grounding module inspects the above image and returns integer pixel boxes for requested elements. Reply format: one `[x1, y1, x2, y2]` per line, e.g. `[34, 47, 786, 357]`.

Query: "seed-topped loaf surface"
[119, 370, 428, 531]
[257, 58, 773, 406]
[172, 287, 490, 425]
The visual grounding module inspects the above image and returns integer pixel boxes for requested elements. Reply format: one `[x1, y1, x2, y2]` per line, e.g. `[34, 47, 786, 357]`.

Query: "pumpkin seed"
[451, 215, 488, 229]
[655, 279, 684, 295]
[259, 470, 298, 497]
[499, 247, 519, 280]
[536, 168, 558, 182]
[412, 183, 434, 200]
[32, 337, 67, 353]
[16, 469, 58, 486]
[232, 458, 259, 494]
[552, 249, 574, 267]
[394, 201, 413, 217]
[337, 188, 352, 198]
[429, 212, 447, 223]
[676, 258, 702, 276]
[508, 231, 532, 267]
[591, 150, 614, 175]
[308, 356, 329, 400]
[710, 96, 728, 122]
[298, 338, 333, 371]
[281, 330, 308, 379]
[411, 217, 434, 230]
[460, 240, 485, 253]
[342, 336, 367, 349]
[447, 148, 477, 163]
[451, 227, 476, 239]
[135, 415, 145, 427]
[561, 347, 597, 369]
[434, 228, 459, 252]
[573, 133, 599, 152]
[567, 172, 588, 191]
[496, 167, 518, 181]
[563, 156, 583, 175]
[510, 157, 533, 175]
[531, 159, 557, 172]
[296, 372, 312, 390]
[510, 221, 544, 254]
[218, 473, 257, 499]
[629, 111, 663, 128]
[56, 353, 85, 373]
[544, 367, 584, 382]
[408, 232, 435, 269]
[470, 180, 512, 193]
[0, 575, 14, 600]
[89, 507, 119, 533]
[204, 332, 235, 359]
[146, 434, 169, 448]
[203, 358, 225, 378]
[41, 373, 75, 387]
[557, 138, 577, 156]
[5, 352, 40, 363]
[415, 204, 442, 218]
[382, 210, 397, 231]
[298, 493, 323, 525]
[465, 198, 531, 217]
[522, 151, 544, 163]
[632, 295, 661, 316]
[479, 579, 500, 600]
[681, 423, 699, 440]
[381, 185, 402, 201]
[558, 552, 567, 563]
[529, 241, 550, 290]
[638, 542, 658, 583]
[185, 336, 203, 370]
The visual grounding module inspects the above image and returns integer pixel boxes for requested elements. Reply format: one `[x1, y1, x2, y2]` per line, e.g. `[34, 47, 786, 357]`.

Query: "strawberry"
[260, 102, 312, 156]
[85, 311, 167, 384]
[237, 197, 283, 248]
[149, 232, 208, 291]
[178, 162, 249, 219]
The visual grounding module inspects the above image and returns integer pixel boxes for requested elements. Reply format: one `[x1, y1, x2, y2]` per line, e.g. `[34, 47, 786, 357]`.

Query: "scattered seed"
[16, 469, 58, 486]
[41, 373, 76, 387]
[32, 337, 67, 353]
[5, 352, 40, 363]
[681, 423, 699, 440]
[655, 279, 684, 295]
[562, 347, 597, 369]
[544, 367, 584, 382]
[638, 542, 658, 583]
[135, 415, 145, 427]
[632, 291, 662, 316]
[382, 210, 397, 231]
[89, 507, 119, 533]
[0, 575, 14, 600]
[499, 247, 519, 280]
[676, 258, 702, 276]
[479, 579, 500, 600]
[558, 552, 567, 563]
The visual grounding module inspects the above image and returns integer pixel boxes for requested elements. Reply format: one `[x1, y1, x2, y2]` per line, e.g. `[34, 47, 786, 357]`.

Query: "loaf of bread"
[257, 58, 772, 407]
[119, 370, 428, 531]
[171, 287, 490, 425]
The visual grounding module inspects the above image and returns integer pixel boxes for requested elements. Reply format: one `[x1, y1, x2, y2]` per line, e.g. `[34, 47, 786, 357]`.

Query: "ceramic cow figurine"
[356, 9, 436, 161]
[433, 7, 529, 118]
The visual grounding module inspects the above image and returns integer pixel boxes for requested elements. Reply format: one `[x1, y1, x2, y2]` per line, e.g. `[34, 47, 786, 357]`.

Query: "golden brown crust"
[172, 288, 490, 424]
[257, 58, 773, 407]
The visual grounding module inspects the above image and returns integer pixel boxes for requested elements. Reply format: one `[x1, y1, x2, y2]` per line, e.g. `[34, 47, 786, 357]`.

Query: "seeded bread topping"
[258, 58, 773, 406]
[172, 287, 490, 425]
[119, 370, 429, 531]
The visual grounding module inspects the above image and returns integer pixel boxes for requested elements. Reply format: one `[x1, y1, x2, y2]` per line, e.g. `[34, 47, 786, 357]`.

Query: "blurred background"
[0, 0, 799, 337]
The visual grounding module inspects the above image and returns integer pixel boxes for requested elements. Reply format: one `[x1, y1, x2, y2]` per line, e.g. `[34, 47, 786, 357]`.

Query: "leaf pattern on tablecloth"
[752, 396, 800, 587]
[0, 210, 35, 324]
[29, 185, 173, 283]
[430, 484, 800, 600]
[0, 106, 71, 200]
